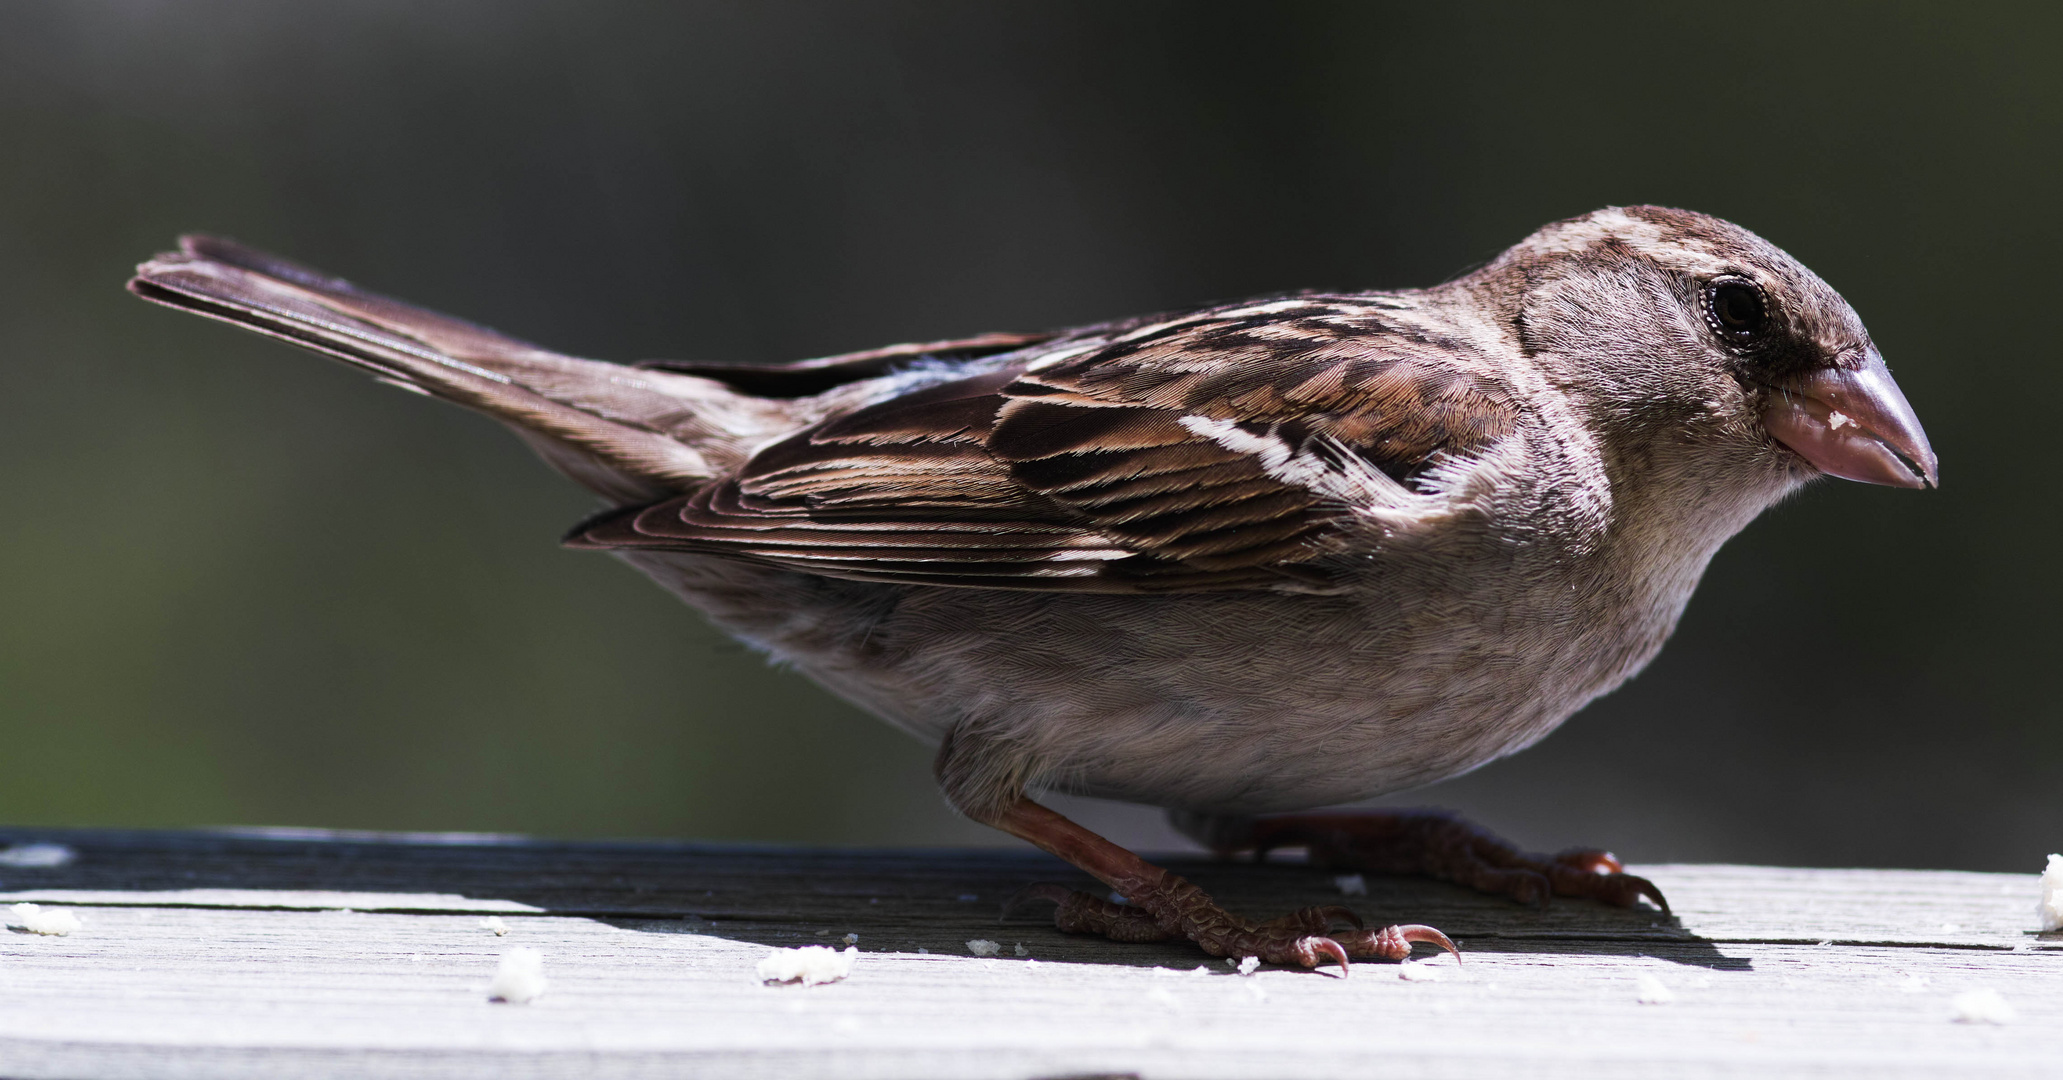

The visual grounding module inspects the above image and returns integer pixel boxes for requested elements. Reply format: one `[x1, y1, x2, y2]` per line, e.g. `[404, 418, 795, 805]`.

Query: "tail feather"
[129, 236, 783, 502]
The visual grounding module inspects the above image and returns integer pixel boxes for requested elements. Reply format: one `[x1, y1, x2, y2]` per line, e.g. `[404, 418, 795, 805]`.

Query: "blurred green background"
[0, 2, 2053, 869]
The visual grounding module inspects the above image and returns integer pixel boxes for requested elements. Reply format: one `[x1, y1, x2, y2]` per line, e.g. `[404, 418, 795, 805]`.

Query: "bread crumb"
[480, 916, 509, 936]
[1635, 973, 1674, 1004]
[1398, 959, 1443, 982]
[1950, 988, 2015, 1024]
[1334, 874, 1368, 896]
[756, 945, 857, 986]
[2037, 854, 2063, 931]
[966, 939, 1000, 956]
[844, 933, 859, 946]
[7, 903, 80, 936]
[1013, 942, 1026, 956]
[1238, 956, 1261, 976]
[488, 947, 547, 1003]
[0, 843, 75, 868]
[1827, 410, 1855, 431]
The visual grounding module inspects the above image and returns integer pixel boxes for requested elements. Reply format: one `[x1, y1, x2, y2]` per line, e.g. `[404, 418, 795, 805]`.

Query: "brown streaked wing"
[636, 331, 1056, 398]
[569, 297, 1518, 592]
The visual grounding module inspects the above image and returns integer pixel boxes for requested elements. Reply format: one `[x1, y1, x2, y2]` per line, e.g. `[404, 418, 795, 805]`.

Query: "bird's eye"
[1704, 278, 1770, 344]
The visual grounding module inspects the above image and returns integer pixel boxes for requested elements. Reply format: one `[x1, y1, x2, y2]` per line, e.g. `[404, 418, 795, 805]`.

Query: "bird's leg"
[993, 797, 1456, 974]
[1173, 808, 1668, 913]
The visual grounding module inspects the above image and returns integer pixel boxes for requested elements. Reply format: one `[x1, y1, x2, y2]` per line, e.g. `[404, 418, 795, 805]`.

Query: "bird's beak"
[1758, 349, 1938, 489]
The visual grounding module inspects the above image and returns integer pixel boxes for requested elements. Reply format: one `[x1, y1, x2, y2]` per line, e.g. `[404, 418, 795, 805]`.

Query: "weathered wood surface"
[0, 827, 2055, 1079]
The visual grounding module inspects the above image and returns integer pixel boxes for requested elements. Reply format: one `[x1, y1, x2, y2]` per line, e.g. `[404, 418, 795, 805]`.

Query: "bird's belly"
[627, 552, 1682, 816]
[1024, 624, 1627, 814]
[856, 582, 1670, 814]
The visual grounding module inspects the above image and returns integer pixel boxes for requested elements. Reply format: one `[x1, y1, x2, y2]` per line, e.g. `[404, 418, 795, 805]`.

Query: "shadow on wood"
[0, 826, 1746, 969]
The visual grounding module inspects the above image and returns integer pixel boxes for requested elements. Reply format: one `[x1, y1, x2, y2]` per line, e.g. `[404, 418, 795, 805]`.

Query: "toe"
[1302, 935, 1352, 977]
[999, 882, 1077, 922]
[1552, 847, 1625, 875]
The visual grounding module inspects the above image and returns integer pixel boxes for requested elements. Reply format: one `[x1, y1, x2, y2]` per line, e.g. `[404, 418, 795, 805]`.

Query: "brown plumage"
[128, 207, 1937, 972]
[574, 296, 1518, 591]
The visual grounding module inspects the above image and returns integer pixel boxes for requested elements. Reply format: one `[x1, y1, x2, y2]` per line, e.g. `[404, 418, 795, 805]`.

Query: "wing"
[571, 296, 1520, 592]
[637, 331, 1056, 398]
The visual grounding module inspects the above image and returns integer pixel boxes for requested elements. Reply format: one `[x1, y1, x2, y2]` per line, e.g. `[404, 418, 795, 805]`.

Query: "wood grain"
[0, 827, 2055, 1078]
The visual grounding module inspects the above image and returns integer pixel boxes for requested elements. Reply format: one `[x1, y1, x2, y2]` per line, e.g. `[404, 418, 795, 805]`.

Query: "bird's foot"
[1174, 808, 1667, 913]
[991, 798, 1457, 975]
[1004, 880, 1456, 974]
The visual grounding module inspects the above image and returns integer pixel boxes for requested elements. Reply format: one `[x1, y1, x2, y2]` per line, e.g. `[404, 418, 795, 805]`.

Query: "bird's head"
[1480, 205, 1936, 493]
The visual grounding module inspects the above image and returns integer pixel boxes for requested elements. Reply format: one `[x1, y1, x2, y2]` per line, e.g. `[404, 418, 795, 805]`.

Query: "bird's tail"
[129, 236, 776, 502]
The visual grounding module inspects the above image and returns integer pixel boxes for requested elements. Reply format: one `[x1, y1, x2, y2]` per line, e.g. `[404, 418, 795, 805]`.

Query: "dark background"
[0, 2, 2052, 869]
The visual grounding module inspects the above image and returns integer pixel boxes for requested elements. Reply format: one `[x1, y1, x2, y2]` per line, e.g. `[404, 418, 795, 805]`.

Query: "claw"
[1553, 847, 1624, 875]
[1512, 870, 1552, 910]
[1396, 923, 1461, 964]
[1000, 882, 1076, 922]
[1334, 922, 1463, 963]
[1308, 935, 1351, 977]
[1318, 905, 1364, 931]
[1629, 876, 1671, 916]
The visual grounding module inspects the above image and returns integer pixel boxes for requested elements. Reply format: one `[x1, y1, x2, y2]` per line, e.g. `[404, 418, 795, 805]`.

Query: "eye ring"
[1703, 276, 1771, 346]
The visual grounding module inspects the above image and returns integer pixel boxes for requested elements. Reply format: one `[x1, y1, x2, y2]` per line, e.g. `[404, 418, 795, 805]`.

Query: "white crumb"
[1238, 956, 1261, 976]
[844, 933, 859, 946]
[480, 916, 509, 936]
[1939, 923, 1962, 934]
[487, 947, 547, 1004]
[0, 843, 75, 868]
[1334, 874, 1368, 897]
[2037, 854, 2063, 931]
[7, 903, 80, 936]
[1013, 942, 1026, 956]
[1827, 410, 1855, 431]
[1635, 973, 1675, 1004]
[1950, 988, 2015, 1024]
[1398, 959, 1444, 982]
[966, 939, 1000, 957]
[756, 945, 857, 986]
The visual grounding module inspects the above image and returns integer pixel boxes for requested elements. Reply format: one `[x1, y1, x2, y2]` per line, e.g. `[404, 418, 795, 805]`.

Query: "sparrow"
[128, 206, 1936, 973]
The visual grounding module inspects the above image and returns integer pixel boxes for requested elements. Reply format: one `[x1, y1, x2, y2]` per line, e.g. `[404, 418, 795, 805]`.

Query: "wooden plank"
[0, 827, 2056, 1079]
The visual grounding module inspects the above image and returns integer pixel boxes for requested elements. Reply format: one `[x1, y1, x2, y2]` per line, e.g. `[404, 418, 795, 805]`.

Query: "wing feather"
[570, 297, 1520, 592]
